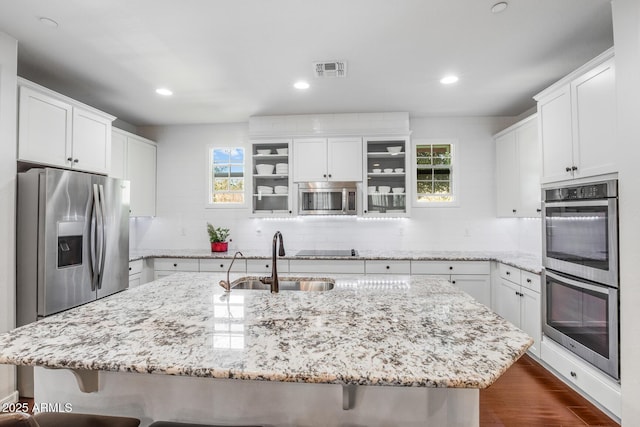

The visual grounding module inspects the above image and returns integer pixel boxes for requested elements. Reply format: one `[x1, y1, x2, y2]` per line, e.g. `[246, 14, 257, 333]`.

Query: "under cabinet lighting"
[155, 88, 173, 96]
[440, 75, 459, 85]
[293, 81, 310, 90]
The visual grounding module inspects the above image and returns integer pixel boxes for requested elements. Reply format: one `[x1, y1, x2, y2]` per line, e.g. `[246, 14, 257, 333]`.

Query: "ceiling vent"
[313, 60, 347, 78]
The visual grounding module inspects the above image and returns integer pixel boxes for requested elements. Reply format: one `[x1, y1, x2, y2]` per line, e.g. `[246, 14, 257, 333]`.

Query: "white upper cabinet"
[293, 137, 362, 182]
[111, 128, 157, 217]
[495, 115, 541, 217]
[17, 79, 114, 174]
[535, 49, 616, 183]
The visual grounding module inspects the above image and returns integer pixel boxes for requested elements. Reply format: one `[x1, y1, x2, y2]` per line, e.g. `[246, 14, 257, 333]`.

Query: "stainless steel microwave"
[298, 182, 359, 215]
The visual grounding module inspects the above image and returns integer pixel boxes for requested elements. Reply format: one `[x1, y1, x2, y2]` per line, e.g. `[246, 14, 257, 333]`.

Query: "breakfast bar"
[0, 272, 532, 426]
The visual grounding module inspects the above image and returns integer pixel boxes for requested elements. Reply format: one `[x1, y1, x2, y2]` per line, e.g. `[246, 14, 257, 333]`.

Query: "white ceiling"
[0, 0, 613, 127]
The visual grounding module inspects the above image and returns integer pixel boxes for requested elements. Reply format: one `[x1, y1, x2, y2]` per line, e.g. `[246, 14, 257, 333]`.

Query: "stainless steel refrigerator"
[16, 168, 130, 396]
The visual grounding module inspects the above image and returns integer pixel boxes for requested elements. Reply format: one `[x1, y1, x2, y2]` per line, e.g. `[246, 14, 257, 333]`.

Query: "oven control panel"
[544, 180, 617, 202]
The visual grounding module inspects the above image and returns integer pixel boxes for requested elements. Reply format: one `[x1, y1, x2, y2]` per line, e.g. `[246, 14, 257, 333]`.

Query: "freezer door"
[41, 169, 94, 316]
[94, 175, 130, 299]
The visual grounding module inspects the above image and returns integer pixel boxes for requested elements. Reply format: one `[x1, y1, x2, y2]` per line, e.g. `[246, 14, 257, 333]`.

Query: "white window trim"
[411, 138, 460, 208]
[205, 146, 248, 209]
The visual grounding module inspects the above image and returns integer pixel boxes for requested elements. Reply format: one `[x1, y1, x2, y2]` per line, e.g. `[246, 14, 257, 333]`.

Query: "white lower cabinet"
[541, 338, 620, 419]
[246, 259, 289, 275]
[492, 263, 541, 358]
[128, 260, 143, 288]
[153, 258, 199, 280]
[288, 260, 365, 275]
[365, 260, 411, 275]
[411, 261, 491, 306]
[200, 258, 247, 273]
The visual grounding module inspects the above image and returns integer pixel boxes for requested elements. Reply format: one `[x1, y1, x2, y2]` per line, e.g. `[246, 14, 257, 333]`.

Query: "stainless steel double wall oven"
[541, 179, 619, 380]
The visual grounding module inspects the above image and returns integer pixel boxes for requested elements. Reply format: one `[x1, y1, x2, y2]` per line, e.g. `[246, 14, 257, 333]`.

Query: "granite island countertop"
[130, 249, 542, 274]
[0, 273, 532, 388]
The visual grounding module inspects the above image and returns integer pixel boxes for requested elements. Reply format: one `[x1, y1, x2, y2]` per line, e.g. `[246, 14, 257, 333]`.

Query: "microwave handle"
[342, 188, 347, 214]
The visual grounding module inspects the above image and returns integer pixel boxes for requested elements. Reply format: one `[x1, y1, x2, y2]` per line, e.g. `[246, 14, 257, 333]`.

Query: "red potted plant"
[207, 223, 230, 252]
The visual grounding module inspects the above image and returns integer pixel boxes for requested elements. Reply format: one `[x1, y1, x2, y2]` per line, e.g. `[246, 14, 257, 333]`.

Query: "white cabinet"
[200, 258, 247, 273]
[111, 128, 157, 217]
[535, 50, 616, 183]
[364, 136, 410, 216]
[251, 140, 292, 216]
[411, 261, 491, 306]
[153, 258, 199, 280]
[492, 263, 541, 357]
[365, 260, 411, 275]
[128, 259, 143, 288]
[495, 115, 541, 217]
[246, 259, 289, 274]
[293, 137, 362, 182]
[289, 259, 365, 275]
[17, 79, 114, 174]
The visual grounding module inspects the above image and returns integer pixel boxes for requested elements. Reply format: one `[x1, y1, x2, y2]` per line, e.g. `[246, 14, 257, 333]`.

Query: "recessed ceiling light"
[294, 81, 310, 90]
[155, 88, 173, 96]
[440, 75, 459, 85]
[39, 17, 59, 28]
[491, 2, 508, 13]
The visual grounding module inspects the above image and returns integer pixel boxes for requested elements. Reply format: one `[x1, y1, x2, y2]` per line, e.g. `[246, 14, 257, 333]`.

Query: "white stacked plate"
[256, 185, 273, 194]
[275, 163, 288, 174]
[274, 185, 288, 194]
[276, 148, 288, 155]
[256, 149, 272, 155]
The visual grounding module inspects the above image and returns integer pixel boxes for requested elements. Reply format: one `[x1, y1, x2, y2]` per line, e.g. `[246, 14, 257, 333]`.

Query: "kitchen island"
[0, 273, 532, 426]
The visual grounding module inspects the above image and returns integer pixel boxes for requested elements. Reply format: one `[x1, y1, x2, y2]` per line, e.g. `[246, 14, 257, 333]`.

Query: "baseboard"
[0, 390, 19, 406]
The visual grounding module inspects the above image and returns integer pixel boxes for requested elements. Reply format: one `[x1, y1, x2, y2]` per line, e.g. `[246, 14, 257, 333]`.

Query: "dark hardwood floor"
[481, 354, 619, 426]
[15, 355, 619, 426]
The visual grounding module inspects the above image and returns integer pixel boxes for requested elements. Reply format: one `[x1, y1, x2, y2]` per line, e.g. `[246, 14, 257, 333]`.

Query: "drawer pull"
[386, 265, 390, 270]
[129, 267, 132, 271]
[452, 280, 456, 284]
[526, 278, 532, 283]
[266, 264, 269, 268]
[449, 266, 453, 270]
[173, 263, 177, 267]
[570, 371, 577, 378]
[506, 271, 511, 275]
[220, 264, 224, 268]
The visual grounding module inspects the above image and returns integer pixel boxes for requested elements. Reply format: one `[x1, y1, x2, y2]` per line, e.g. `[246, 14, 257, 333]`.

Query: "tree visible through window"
[415, 142, 454, 203]
[210, 147, 244, 204]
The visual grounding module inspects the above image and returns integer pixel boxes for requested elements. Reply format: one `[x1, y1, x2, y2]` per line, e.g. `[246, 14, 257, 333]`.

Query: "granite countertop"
[130, 249, 542, 274]
[0, 273, 532, 388]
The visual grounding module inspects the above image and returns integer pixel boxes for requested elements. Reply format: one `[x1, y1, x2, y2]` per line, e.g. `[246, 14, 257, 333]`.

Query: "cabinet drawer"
[411, 260, 490, 275]
[246, 259, 289, 274]
[153, 258, 199, 272]
[521, 270, 541, 293]
[541, 338, 620, 417]
[365, 260, 411, 275]
[289, 259, 365, 274]
[499, 263, 521, 283]
[200, 258, 247, 273]
[128, 259, 143, 276]
[129, 275, 141, 288]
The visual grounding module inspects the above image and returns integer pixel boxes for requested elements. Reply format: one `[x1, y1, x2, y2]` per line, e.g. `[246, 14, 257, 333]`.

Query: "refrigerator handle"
[97, 184, 107, 290]
[90, 184, 100, 292]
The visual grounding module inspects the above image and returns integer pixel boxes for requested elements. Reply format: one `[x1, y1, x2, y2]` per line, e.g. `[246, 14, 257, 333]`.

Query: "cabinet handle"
[288, 210, 292, 214]
[452, 280, 456, 284]
[220, 264, 224, 268]
[129, 267, 132, 271]
[565, 167, 572, 172]
[364, 210, 367, 213]
[328, 174, 332, 178]
[536, 208, 541, 213]
[526, 278, 532, 283]
[571, 166, 578, 171]
[74, 158, 79, 163]
[323, 174, 327, 178]
[570, 371, 577, 378]
[386, 265, 390, 270]
[67, 157, 73, 162]
[265, 264, 269, 268]
[512, 209, 516, 213]
[506, 271, 511, 275]
[449, 266, 453, 270]
[173, 263, 177, 267]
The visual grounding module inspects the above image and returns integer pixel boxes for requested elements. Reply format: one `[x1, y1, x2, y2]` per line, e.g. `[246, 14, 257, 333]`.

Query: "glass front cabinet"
[250, 139, 293, 216]
[363, 136, 410, 216]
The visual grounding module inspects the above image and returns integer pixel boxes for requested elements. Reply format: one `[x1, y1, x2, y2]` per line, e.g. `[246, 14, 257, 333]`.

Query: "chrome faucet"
[219, 251, 244, 292]
[260, 231, 285, 293]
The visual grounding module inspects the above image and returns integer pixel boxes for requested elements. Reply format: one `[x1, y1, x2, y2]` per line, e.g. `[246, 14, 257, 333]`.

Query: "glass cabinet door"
[251, 140, 292, 215]
[364, 137, 409, 216]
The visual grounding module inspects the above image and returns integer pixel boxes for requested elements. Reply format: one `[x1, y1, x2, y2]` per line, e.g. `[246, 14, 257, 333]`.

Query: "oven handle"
[543, 199, 612, 208]
[544, 270, 614, 295]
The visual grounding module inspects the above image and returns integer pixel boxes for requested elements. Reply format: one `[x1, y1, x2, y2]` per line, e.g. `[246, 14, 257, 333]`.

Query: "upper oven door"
[542, 198, 618, 287]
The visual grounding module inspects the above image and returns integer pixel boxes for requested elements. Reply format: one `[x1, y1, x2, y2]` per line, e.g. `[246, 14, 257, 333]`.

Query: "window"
[414, 141, 455, 204]
[209, 147, 245, 205]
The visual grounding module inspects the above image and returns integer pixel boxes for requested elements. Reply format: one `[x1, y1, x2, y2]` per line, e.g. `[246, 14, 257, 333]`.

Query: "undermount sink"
[230, 277, 335, 291]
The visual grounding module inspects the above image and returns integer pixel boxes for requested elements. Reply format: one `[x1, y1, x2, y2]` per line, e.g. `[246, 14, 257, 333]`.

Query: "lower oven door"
[542, 269, 619, 380]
